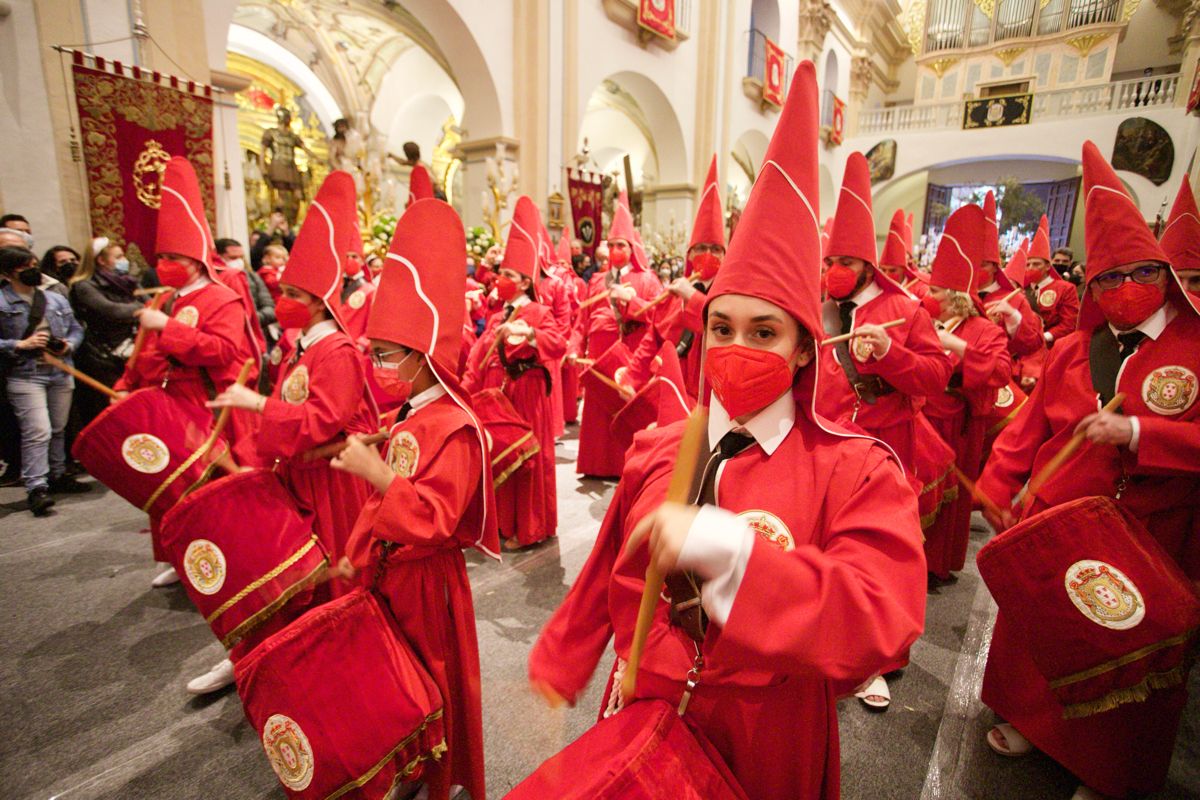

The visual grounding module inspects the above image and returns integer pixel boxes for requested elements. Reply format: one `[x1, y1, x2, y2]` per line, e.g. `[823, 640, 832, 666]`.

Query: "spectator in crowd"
[257, 243, 287, 302]
[1051, 247, 1073, 280]
[250, 209, 295, 266]
[0, 228, 67, 298]
[0, 214, 32, 236]
[67, 238, 141, 430]
[40, 246, 80, 283]
[366, 253, 383, 283]
[216, 237, 276, 338]
[0, 246, 88, 516]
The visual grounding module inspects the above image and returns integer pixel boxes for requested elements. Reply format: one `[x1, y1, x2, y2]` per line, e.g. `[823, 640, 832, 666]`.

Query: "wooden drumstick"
[587, 368, 634, 400]
[985, 287, 1022, 309]
[1021, 393, 1125, 510]
[630, 290, 671, 318]
[577, 289, 611, 310]
[127, 289, 172, 371]
[820, 318, 906, 347]
[301, 428, 389, 462]
[481, 305, 520, 366]
[41, 353, 121, 400]
[203, 358, 256, 474]
[950, 463, 1005, 521]
[621, 407, 708, 701]
[133, 286, 174, 297]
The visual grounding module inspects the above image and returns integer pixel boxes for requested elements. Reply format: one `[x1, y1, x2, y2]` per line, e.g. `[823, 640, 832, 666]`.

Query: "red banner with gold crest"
[72, 54, 214, 272]
[567, 169, 604, 259]
[763, 37, 786, 108]
[637, 0, 676, 41]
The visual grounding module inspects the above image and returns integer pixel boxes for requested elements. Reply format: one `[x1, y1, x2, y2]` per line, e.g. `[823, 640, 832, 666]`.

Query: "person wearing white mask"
[217, 237, 276, 343]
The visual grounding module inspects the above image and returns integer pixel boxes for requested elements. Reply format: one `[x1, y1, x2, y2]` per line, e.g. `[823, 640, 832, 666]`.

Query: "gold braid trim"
[493, 443, 541, 489]
[491, 431, 535, 466]
[142, 437, 223, 512]
[208, 536, 321, 624]
[219, 557, 329, 648]
[920, 485, 959, 530]
[1048, 628, 1199, 689]
[1060, 664, 1193, 719]
[323, 711, 446, 800]
[987, 396, 1028, 436]
[920, 464, 955, 495]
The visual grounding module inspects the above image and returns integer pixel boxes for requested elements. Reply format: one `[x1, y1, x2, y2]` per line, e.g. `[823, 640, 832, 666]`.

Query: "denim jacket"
[1, 280, 85, 377]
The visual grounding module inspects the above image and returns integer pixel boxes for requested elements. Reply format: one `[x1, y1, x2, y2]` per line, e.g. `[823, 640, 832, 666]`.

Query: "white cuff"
[1044, 331, 1054, 343]
[677, 505, 755, 626]
[1128, 416, 1140, 453]
[1004, 310, 1021, 337]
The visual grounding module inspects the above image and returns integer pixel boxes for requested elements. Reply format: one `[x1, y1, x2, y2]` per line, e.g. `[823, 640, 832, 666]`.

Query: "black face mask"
[57, 261, 79, 281]
[17, 267, 41, 287]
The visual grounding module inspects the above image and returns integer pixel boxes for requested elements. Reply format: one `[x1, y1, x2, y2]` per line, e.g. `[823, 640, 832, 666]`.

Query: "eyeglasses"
[1092, 265, 1164, 291]
[369, 348, 408, 368]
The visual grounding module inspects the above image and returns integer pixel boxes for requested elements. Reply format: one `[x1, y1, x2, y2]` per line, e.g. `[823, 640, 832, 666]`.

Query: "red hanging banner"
[72, 61, 214, 272]
[763, 37, 786, 108]
[637, 0, 676, 41]
[567, 169, 604, 259]
[831, 95, 846, 145]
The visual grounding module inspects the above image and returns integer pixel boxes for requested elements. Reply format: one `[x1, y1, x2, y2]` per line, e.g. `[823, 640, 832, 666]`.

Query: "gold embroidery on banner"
[133, 139, 171, 208]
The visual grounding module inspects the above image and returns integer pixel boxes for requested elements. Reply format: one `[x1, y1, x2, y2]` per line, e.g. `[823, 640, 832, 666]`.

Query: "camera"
[46, 336, 68, 355]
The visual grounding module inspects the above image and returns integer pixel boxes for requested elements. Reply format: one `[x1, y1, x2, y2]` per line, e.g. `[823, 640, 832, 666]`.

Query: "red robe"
[920, 316, 1010, 578]
[465, 300, 565, 545]
[572, 268, 662, 477]
[1028, 276, 1079, 342]
[528, 406, 927, 799]
[345, 396, 491, 800]
[216, 266, 267, 354]
[539, 273, 573, 439]
[815, 288, 956, 529]
[244, 330, 377, 573]
[556, 269, 586, 424]
[641, 288, 707, 398]
[977, 304, 1200, 796]
[338, 277, 376, 346]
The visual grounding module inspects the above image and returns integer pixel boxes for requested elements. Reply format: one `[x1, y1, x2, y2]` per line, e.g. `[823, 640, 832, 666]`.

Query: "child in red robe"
[335, 198, 500, 800]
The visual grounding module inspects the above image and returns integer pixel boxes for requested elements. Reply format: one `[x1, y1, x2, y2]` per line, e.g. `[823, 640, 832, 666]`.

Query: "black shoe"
[0, 468, 21, 488]
[28, 488, 56, 516]
[48, 475, 91, 494]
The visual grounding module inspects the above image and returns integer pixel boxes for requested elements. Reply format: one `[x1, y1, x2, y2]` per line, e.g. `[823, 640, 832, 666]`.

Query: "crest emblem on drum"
[282, 365, 310, 405]
[184, 539, 227, 595]
[389, 430, 420, 478]
[121, 433, 169, 474]
[1064, 560, 1145, 630]
[174, 305, 199, 327]
[1141, 366, 1196, 416]
[346, 289, 366, 310]
[737, 510, 794, 551]
[1038, 289, 1057, 308]
[261, 714, 315, 791]
[996, 385, 1015, 408]
[852, 334, 874, 363]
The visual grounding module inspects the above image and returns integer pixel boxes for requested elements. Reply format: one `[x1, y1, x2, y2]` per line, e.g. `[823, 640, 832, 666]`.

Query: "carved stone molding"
[797, 0, 834, 63]
[850, 54, 874, 99]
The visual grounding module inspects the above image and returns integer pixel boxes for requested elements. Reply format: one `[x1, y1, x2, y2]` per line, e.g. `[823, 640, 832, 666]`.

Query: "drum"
[235, 589, 445, 799]
[471, 387, 541, 489]
[977, 496, 1200, 718]
[981, 378, 1027, 439]
[506, 699, 748, 799]
[610, 378, 662, 456]
[159, 468, 330, 649]
[72, 387, 226, 522]
[582, 340, 635, 417]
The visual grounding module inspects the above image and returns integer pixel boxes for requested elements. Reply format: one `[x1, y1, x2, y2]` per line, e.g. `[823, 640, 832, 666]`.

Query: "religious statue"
[260, 106, 315, 224]
[329, 117, 363, 175]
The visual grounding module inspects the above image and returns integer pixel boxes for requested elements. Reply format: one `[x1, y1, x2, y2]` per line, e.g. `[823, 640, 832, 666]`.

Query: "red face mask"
[496, 275, 521, 302]
[824, 264, 860, 300]
[609, 248, 630, 269]
[1026, 264, 1047, 284]
[690, 252, 722, 281]
[920, 293, 943, 319]
[704, 344, 794, 420]
[157, 259, 192, 288]
[878, 264, 903, 281]
[372, 350, 418, 404]
[1095, 281, 1164, 329]
[275, 296, 314, 330]
[344, 258, 362, 278]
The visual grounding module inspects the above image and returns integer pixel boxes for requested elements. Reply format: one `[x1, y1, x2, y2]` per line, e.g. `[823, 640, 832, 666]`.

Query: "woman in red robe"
[464, 196, 565, 548]
[525, 63, 926, 800]
[334, 198, 500, 800]
[917, 204, 1011, 580]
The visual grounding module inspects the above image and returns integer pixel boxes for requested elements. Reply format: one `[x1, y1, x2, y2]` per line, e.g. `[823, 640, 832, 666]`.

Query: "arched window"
[821, 51, 839, 126]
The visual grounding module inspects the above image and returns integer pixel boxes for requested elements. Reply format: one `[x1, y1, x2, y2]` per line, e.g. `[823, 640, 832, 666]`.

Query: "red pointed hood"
[653, 342, 691, 426]
[930, 204, 984, 300]
[983, 190, 1001, 264]
[709, 60, 824, 343]
[1003, 237, 1029, 289]
[554, 232, 572, 266]
[1079, 140, 1179, 329]
[1159, 177, 1200, 273]
[1028, 214, 1051, 261]
[905, 213, 915, 254]
[407, 163, 434, 206]
[820, 217, 834, 260]
[285, 171, 357, 331]
[503, 195, 542, 286]
[827, 152, 878, 268]
[880, 209, 908, 268]
[156, 157, 218, 280]
[609, 191, 650, 272]
[687, 155, 725, 252]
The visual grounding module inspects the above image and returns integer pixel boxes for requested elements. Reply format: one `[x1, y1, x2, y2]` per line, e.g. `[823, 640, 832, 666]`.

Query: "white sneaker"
[151, 566, 180, 587]
[1070, 787, 1104, 800]
[186, 658, 235, 695]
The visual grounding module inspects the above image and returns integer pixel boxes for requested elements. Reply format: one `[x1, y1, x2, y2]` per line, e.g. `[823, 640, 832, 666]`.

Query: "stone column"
[797, 0, 833, 64]
[513, 0, 549, 206]
[846, 53, 874, 138]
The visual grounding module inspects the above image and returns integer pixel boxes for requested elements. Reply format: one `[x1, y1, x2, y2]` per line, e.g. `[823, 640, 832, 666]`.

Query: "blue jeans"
[6, 367, 74, 491]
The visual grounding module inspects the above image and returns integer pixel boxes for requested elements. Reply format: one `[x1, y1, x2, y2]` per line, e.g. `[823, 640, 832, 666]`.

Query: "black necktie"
[290, 341, 305, 366]
[397, 401, 413, 421]
[503, 304, 515, 319]
[669, 429, 756, 643]
[1117, 330, 1146, 361]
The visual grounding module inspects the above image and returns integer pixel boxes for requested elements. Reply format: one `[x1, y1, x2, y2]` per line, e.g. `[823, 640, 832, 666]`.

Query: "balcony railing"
[857, 73, 1179, 136]
[926, 0, 1125, 53]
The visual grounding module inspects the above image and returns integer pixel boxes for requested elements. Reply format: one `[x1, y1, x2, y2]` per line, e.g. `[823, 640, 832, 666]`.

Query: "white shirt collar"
[408, 382, 446, 413]
[299, 319, 338, 349]
[508, 293, 531, 309]
[177, 275, 211, 297]
[707, 389, 795, 457]
[979, 280, 1000, 294]
[1037, 274, 1054, 289]
[1108, 302, 1174, 341]
[850, 278, 883, 307]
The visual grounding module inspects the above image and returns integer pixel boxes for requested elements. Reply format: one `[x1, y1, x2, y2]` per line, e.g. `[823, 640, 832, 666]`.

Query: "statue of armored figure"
[260, 106, 315, 224]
